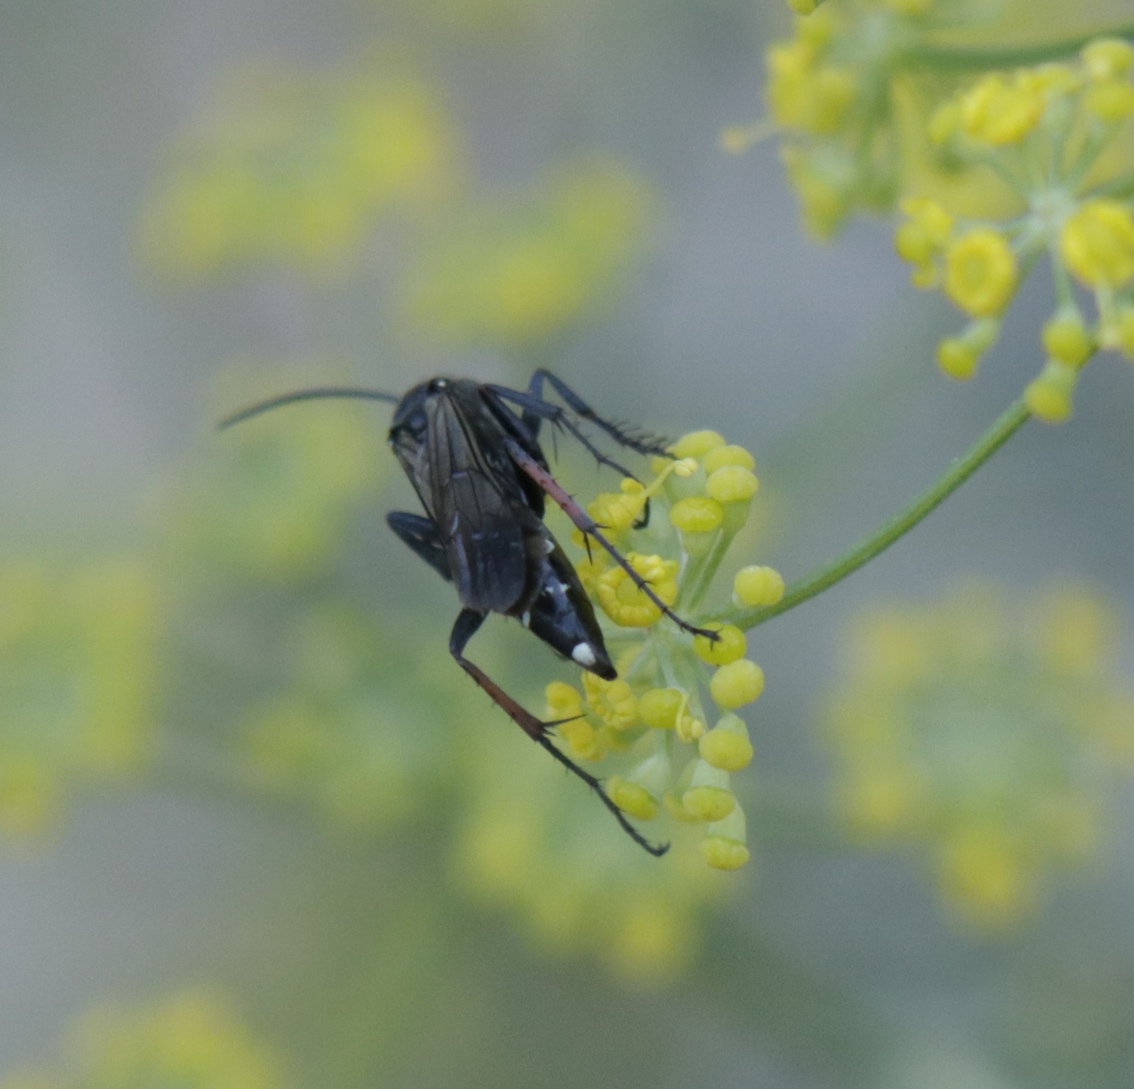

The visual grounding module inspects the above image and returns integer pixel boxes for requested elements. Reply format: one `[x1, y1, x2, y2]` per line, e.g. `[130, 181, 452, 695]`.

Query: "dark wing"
[416, 385, 532, 613]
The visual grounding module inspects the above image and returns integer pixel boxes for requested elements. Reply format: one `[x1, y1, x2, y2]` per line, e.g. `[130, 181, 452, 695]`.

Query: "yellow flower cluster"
[545, 429, 780, 872]
[167, 366, 383, 583]
[140, 57, 459, 277]
[0, 560, 159, 839]
[896, 38, 1134, 418]
[1, 990, 284, 1089]
[822, 583, 1134, 932]
[401, 159, 655, 346]
[759, 0, 962, 237]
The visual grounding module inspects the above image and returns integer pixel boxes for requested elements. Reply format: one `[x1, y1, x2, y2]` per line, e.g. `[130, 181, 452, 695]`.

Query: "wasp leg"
[486, 384, 646, 485]
[387, 512, 452, 582]
[503, 439, 720, 642]
[527, 369, 671, 458]
[486, 380, 654, 528]
[449, 608, 668, 857]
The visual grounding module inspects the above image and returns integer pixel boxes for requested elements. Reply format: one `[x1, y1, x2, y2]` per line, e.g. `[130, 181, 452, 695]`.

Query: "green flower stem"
[717, 397, 1031, 632]
[680, 528, 735, 613]
[902, 23, 1134, 71]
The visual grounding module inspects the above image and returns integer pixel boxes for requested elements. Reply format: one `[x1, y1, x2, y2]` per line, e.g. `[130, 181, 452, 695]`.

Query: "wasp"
[222, 370, 716, 855]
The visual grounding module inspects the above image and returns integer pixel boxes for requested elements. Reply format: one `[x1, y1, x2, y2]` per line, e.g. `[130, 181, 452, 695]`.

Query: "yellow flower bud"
[638, 688, 685, 729]
[1041, 310, 1093, 366]
[1024, 359, 1078, 423]
[733, 565, 785, 607]
[594, 554, 678, 627]
[693, 624, 747, 666]
[701, 444, 756, 474]
[701, 804, 750, 870]
[545, 680, 584, 720]
[1081, 38, 1134, 81]
[669, 430, 726, 459]
[669, 496, 725, 533]
[944, 229, 1018, 317]
[895, 197, 954, 266]
[582, 673, 638, 730]
[607, 776, 659, 821]
[682, 760, 737, 820]
[1060, 199, 1134, 287]
[706, 466, 759, 503]
[684, 785, 737, 822]
[936, 336, 980, 379]
[1083, 79, 1134, 122]
[701, 835, 751, 870]
[699, 712, 755, 771]
[960, 74, 1045, 145]
[588, 491, 640, 532]
[557, 716, 604, 761]
[710, 659, 766, 709]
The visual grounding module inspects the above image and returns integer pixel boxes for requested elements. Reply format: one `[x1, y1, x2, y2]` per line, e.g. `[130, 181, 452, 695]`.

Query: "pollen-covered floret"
[821, 583, 1134, 931]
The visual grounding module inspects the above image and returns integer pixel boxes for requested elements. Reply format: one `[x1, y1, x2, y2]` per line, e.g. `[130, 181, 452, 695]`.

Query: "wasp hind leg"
[449, 608, 669, 857]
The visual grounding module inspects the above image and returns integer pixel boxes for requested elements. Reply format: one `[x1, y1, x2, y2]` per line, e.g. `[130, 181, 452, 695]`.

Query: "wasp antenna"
[218, 386, 401, 431]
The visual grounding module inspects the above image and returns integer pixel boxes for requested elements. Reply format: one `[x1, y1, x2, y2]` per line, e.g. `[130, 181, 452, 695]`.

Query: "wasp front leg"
[448, 608, 668, 857]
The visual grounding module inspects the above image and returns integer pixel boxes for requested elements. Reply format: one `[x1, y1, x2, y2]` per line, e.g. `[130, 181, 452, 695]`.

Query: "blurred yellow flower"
[822, 583, 1134, 931]
[241, 603, 455, 829]
[8, 990, 286, 1089]
[0, 559, 159, 839]
[402, 159, 655, 346]
[167, 365, 383, 583]
[140, 56, 460, 277]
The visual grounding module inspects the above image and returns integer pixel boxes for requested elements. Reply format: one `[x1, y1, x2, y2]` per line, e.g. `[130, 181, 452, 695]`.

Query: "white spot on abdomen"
[571, 643, 597, 667]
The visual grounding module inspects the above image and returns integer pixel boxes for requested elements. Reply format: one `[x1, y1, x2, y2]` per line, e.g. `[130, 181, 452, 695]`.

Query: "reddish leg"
[449, 609, 668, 857]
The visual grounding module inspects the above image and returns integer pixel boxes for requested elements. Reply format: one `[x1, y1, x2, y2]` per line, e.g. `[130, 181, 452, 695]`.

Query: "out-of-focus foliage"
[241, 601, 457, 827]
[0, 991, 285, 1089]
[0, 560, 159, 839]
[140, 56, 461, 278]
[402, 160, 656, 347]
[162, 366, 384, 584]
[823, 583, 1134, 930]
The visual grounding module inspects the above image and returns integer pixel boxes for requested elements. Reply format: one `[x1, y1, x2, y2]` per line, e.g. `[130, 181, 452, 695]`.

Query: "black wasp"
[221, 370, 716, 855]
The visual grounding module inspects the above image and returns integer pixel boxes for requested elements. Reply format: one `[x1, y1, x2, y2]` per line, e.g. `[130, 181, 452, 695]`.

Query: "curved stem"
[717, 397, 1031, 632]
[902, 23, 1134, 71]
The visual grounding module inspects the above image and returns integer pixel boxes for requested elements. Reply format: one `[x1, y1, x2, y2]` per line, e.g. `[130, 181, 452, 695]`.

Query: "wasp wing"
[409, 384, 533, 614]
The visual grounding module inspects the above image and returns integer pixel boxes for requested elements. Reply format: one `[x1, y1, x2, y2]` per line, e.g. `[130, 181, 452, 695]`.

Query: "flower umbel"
[894, 39, 1134, 418]
[548, 428, 779, 871]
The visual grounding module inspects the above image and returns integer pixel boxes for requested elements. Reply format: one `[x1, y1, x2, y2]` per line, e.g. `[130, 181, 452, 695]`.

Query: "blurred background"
[2, 0, 1134, 1086]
